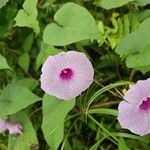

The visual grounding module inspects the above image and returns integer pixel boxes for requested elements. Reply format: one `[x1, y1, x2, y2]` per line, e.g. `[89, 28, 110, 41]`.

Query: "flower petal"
[67, 76, 93, 99]
[118, 101, 149, 136]
[6, 123, 22, 135]
[124, 79, 150, 104]
[65, 51, 94, 80]
[41, 51, 94, 100]
[41, 76, 70, 100]
[42, 52, 67, 74]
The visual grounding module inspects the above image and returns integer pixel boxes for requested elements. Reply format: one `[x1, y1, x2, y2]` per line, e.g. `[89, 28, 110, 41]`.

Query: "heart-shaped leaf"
[42, 94, 75, 150]
[0, 84, 41, 117]
[43, 2, 100, 46]
[116, 17, 150, 56]
[126, 44, 150, 71]
[94, 0, 134, 10]
[14, 0, 40, 35]
[116, 17, 150, 73]
[15, 78, 39, 91]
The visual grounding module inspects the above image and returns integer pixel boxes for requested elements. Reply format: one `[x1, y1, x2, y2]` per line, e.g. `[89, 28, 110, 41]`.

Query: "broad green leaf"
[94, 0, 134, 10]
[126, 44, 150, 69]
[14, 0, 40, 35]
[8, 112, 38, 150]
[135, 0, 150, 6]
[135, 66, 150, 74]
[116, 17, 150, 55]
[0, 0, 9, 9]
[42, 94, 75, 150]
[43, 2, 100, 46]
[23, 33, 34, 52]
[36, 42, 61, 70]
[0, 84, 41, 117]
[15, 78, 39, 91]
[0, 55, 11, 70]
[116, 17, 150, 73]
[0, 4, 17, 37]
[18, 52, 30, 72]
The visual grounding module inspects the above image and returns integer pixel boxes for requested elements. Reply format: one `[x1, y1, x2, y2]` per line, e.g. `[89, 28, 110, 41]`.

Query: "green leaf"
[15, 78, 39, 91]
[116, 17, 150, 55]
[126, 44, 150, 74]
[89, 140, 102, 150]
[0, 55, 11, 70]
[72, 139, 83, 150]
[88, 108, 118, 116]
[116, 17, 150, 73]
[43, 2, 100, 46]
[8, 112, 38, 150]
[0, 0, 9, 9]
[126, 44, 150, 69]
[94, 0, 134, 10]
[135, 0, 150, 6]
[18, 52, 30, 72]
[0, 4, 17, 37]
[23, 33, 34, 52]
[14, 0, 40, 35]
[118, 138, 130, 150]
[112, 132, 149, 143]
[135, 66, 150, 74]
[42, 94, 75, 150]
[36, 42, 61, 70]
[0, 84, 41, 117]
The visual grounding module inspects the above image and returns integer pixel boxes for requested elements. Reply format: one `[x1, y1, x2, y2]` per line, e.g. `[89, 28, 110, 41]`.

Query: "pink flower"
[0, 119, 22, 135]
[6, 123, 22, 135]
[41, 51, 94, 100]
[0, 120, 7, 133]
[118, 78, 150, 136]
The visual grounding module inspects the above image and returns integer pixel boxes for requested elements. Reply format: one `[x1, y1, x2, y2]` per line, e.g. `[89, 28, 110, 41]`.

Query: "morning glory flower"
[6, 122, 22, 135]
[0, 119, 22, 135]
[117, 78, 150, 136]
[40, 51, 94, 100]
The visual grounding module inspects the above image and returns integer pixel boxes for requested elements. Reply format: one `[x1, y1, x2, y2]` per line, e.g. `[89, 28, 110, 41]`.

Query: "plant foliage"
[0, 0, 150, 149]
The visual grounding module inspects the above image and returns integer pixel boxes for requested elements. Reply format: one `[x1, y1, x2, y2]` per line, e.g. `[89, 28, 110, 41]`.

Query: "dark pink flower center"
[139, 97, 150, 110]
[59, 68, 73, 81]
